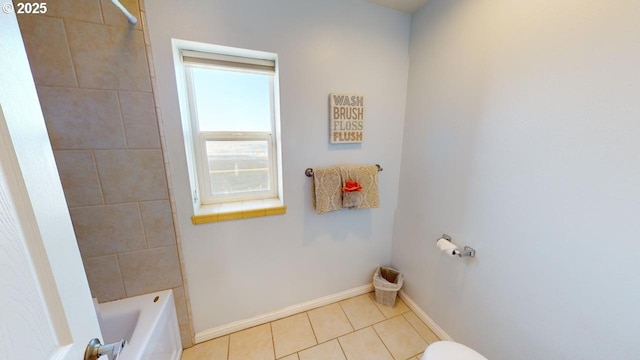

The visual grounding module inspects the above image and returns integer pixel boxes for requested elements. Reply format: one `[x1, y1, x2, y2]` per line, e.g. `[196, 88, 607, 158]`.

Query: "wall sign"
[330, 93, 364, 143]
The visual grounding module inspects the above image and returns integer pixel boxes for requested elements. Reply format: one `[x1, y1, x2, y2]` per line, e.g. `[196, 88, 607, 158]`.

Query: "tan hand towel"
[338, 165, 380, 209]
[312, 167, 343, 214]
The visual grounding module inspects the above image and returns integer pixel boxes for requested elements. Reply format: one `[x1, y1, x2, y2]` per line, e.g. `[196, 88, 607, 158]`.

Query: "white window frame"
[180, 48, 281, 205]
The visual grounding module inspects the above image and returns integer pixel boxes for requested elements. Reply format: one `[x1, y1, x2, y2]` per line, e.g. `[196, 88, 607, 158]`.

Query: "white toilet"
[421, 341, 488, 360]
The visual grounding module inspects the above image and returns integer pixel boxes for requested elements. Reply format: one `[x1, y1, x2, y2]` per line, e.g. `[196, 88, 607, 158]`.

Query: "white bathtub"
[96, 290, 183, 360]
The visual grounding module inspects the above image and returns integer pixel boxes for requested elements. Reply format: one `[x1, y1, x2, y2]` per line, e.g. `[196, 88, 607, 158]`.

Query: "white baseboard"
[194, 283, 374, 344]
[398, 290, 453, 341]
[194, 284, 452, 345]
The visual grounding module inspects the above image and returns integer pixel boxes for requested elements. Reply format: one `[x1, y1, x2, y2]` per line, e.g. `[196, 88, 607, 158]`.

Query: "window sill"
[191, 198, 286, 224]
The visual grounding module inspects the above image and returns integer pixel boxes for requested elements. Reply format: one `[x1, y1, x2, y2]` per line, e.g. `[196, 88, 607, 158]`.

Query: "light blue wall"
[393, 1, 640, 358]
[145, 0, 411, 333]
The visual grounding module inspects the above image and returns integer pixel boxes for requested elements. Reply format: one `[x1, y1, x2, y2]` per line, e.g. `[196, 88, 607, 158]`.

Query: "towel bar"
[305, 164, 383, 177]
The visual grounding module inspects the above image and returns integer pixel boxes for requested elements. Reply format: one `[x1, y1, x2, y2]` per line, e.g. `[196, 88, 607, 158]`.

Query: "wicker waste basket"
[373, 266, 403, 307]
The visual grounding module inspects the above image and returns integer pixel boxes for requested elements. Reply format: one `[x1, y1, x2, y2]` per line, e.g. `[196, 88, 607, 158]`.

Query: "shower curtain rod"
[110, 0, 138, 24]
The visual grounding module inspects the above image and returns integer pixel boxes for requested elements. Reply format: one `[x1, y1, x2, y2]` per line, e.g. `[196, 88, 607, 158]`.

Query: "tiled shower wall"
[15, 0, 192, 347]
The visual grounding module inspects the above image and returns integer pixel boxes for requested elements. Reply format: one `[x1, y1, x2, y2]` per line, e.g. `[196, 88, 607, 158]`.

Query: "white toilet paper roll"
[437, 238, 459, 256]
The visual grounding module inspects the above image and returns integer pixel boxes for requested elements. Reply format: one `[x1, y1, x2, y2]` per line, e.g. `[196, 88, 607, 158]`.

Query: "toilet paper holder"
[438, 234, 476, 257]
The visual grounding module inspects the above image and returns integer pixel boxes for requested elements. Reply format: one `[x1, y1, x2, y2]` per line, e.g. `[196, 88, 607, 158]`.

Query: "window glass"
[191, 67, 272, 132]
[205, 140, 271, 196]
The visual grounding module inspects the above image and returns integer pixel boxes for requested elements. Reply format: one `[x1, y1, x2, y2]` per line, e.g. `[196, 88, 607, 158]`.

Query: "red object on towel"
[343, 180, 362, 192]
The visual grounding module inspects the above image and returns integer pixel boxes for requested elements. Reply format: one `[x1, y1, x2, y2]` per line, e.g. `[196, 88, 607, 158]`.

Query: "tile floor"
[181, 292, 440, 360]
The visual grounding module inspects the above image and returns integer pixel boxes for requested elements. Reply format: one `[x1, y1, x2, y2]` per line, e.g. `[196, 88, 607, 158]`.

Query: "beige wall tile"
[339, 294, 385, 330]
[39, 0, 103, 23]
[307, 303, 353, 343]
[338, 327, 393, 360]
[101, 0, 142, 29]
[373, 316, 427, 360]
[70, 203, 146, 257]
[16, 15, 77, 87]
[180, 324, 194, 349]
[181, 335, 228, 360]
[172, 287, 189, 327]
[119, 246, 182, 296]
[140, 200, 176, 247]
[37, 87, 126, 149]
[403, 312, 440, 345]
[95, 149, 168, 203]
[150, 76, 161, 107]
[118, 91, 160, 149]
[54, 150, 103, 207]
[145, 44, 155, 73]
[369, 292, 411, 319]
[19, 0, 188, 345]
[82, 255, 125, 302]
[228, 323, 274, 360]
[65, 20, 151, 91]
[298, 340, 345, 360]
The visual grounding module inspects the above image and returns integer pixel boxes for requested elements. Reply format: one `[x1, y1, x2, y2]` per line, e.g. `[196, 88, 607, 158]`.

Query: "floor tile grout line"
[340, 292, 386, 331]
[284, 337, 338, 358]
[272, 313, 318, 359]
[337, 300, 357, 331]
[351, 312, 409, 333]
[402, 312, 440, 344]
[304, 312, 319, 346]
[364, 292, 387, 320]
[388, 313, 431, 358]
[369, 292, 413, 320]
[371, 324, 399, 360]
[336, 336, 349, 360]
[225, 334, 230, 360]
[314, 330, 355, 347]
[377, 313, 431, 359]
[334, 301, 357, 336]
[370, 293, 394, 320]
[269, 322, 276, 360]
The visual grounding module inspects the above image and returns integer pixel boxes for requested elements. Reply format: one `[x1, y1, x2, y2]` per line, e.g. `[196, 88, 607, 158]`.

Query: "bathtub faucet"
[84, 338, 127, 360]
